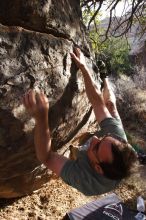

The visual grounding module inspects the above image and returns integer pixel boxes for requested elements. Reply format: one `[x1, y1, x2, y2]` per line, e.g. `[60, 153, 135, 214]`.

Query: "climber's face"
[87, 135, 120, 174]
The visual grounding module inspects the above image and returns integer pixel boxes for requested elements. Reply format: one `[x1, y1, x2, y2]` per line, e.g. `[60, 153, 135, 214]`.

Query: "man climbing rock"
[22, 48, 137, 196]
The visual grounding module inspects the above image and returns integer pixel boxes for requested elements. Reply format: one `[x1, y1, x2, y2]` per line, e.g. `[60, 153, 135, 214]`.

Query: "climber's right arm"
[22, 89, 69, 176]
[70, 48, 111, 123]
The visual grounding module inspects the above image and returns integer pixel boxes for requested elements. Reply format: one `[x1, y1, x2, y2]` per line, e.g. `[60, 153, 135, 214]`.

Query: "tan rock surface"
[0, 0, 96, 198]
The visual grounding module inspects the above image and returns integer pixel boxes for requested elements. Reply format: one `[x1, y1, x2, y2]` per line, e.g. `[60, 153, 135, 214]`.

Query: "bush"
[114, 73, 146, 125]
[101, 37, 134, 77]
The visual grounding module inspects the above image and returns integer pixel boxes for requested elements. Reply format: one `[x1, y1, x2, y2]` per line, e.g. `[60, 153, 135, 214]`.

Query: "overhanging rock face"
[0, 0, 96, 198]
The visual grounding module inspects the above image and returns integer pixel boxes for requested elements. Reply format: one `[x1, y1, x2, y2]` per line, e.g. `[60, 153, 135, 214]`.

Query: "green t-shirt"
[60, 117, 127, 196]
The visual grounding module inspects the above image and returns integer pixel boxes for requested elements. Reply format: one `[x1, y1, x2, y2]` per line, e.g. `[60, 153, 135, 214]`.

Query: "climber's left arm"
[22, 90, 69, 176]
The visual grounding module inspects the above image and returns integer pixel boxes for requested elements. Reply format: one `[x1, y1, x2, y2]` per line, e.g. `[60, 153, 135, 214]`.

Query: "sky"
[100, 0, 132, 20]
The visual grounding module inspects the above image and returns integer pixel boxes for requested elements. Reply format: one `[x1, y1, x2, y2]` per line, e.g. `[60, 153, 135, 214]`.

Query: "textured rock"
[0, 1, 97, 198]
[0, 0, 89, 53]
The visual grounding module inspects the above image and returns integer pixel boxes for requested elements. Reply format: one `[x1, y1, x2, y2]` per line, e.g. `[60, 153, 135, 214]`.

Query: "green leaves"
[81, 2, 135, 77]
[101, 37, 134, 76]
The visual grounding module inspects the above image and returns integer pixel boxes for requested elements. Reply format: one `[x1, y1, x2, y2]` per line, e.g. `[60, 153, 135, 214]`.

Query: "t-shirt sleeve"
[97, 117, 127, 142]
[60, 159, 93, 196]
[60, 154, 118, 196]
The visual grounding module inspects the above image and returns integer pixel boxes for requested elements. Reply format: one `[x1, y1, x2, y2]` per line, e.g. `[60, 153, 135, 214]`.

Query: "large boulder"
[0, 1, 97, 198]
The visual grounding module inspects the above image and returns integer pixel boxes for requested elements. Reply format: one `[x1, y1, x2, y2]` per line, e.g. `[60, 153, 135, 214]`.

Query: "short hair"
[99, 142, 138, 180]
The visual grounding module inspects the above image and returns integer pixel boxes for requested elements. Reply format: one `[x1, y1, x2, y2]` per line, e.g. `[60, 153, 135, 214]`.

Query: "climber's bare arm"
[22, 90, 69, 176]
[103, 78, 121, 120]
[71, 48, 111, 123]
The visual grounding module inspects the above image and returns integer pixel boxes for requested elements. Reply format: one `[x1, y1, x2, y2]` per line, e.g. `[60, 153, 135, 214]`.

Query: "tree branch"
[81, 0, 146, 40]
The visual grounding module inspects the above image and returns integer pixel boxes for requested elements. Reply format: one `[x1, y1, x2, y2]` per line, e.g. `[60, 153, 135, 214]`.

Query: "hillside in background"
[98, 16, 146, 71]
[99, 16, 146, 46]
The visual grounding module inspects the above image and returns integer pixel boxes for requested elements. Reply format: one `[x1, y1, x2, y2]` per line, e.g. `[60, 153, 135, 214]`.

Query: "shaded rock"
[0, 1, 97, 198]
[0, 0, 89, 54]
